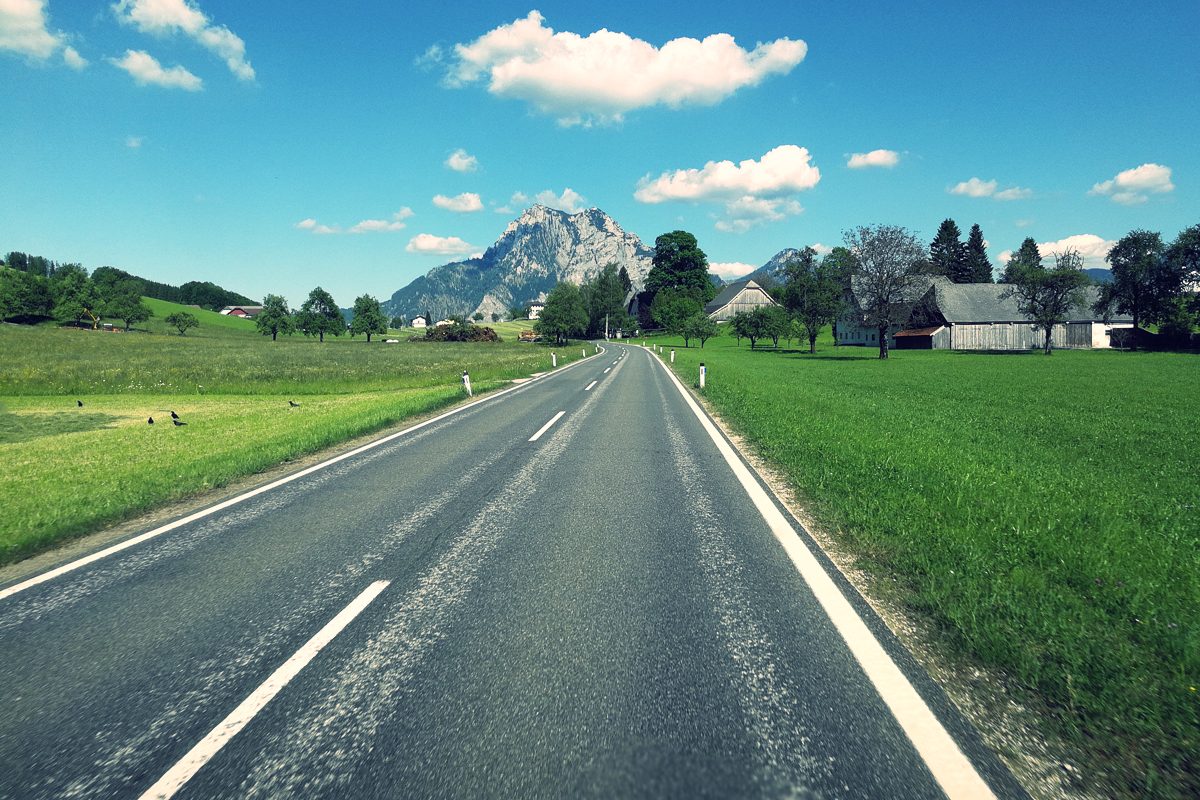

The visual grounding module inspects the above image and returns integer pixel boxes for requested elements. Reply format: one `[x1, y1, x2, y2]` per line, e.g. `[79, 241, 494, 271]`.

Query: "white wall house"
[410, 315, 428, 328]
[528, 302, 545, 320]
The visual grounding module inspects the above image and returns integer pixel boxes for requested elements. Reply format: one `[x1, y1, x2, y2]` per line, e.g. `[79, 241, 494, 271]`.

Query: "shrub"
[411, 322, 501, 342]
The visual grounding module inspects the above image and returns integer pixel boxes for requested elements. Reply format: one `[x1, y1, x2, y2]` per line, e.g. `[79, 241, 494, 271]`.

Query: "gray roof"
[929, 277, 1130, 323]
[704, 279, 772, 314]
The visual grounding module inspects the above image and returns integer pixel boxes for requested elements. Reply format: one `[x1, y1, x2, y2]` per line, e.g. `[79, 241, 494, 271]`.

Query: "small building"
[410, 315, 428, 328]
[219, 305, 264, 318]
[839, 277, 1133, 350]
[435, 318, 454, 327]
[528, 302, 545, 320]
[703, 279, 777, 322]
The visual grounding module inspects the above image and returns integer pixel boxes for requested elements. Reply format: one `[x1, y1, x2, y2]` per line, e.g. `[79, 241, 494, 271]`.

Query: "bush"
[411, 322, 501, 342]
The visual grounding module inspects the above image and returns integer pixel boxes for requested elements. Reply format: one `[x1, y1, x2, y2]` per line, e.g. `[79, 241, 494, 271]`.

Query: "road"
[0, 344, 1026, 799]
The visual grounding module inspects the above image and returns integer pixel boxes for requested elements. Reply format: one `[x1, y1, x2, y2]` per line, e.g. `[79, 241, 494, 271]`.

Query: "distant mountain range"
[383, 206, 654, 321]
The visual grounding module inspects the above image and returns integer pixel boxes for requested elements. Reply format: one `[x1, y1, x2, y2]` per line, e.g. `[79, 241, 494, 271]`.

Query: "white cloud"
[998, 233, 1116, 269]
[109, 49, 202, 90]
[950, 176, 1031, 201]
[811, 242, 833, 254]
[445, 148, 478, 172]
[847, 149, 898, 169]
[113, 0, 254, 81]
[406, 233, 476, 255]
[0, 0, 86, 67]
[296, 208, 413, 235]
[636, 145, 818, 232]
[432, 192, 484, 213]
[709, 261, 758, 280]
[534, 188, 587, 213]
[445, 11, 806, 125]
[125, 135, 144, 148]
[1090, 163, 1174, 205]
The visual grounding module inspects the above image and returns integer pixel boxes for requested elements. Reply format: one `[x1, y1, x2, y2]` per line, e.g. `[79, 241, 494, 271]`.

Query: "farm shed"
[410, 315, 428, 328]
[704, 279, 777, 322]
[219, 305, 264, 318]
[893, 326, 950, 349]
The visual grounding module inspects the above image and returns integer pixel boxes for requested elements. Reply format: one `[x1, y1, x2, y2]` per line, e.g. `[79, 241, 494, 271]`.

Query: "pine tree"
[1002, 238, 1042, 283]
[965, 224, 993, 283]
[929, 219, 969, 282]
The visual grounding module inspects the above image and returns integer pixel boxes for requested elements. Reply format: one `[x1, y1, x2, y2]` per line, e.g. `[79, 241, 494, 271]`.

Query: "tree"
[534, 282, 588, 345]
[350, 294, 388, 342]
[1167, 223, 1200, 318]
[650, 287, 701, 335]
[0, 268, 53, 320]
[781, 246, 845, 353]
[930, 219, 969, 282]
[1001, 250, 1090, 354]
[760, 305, 791, 348]
[1002, 238, 1042, 283]
[645, 230, 716, 307]
[508, 304, 527, 321]
[730, 311, 759, 347]
[680, 312, 719, 348]
[472, 311, 485, 322]
[845, 225, 929, 359]
[297, 286, 343, 342]
[165, 311, 199, 335]
[255, 294, 295, 341]
[618, 265, 633, 295]
[102, 279, 152, 330]
[490, 312, 501, 323]
[1095, 229, 1181, 331]
[965, 224, 993, 283]
[584, 262, 628, 337]
[50, 264, 101, 328]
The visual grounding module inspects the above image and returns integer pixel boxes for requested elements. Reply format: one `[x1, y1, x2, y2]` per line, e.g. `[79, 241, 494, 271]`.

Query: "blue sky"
[2, 1, 1197, 306]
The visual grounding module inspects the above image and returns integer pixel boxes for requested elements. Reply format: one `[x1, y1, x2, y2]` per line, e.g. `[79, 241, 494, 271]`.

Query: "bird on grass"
[76, 400, 83, 407]
[288, 400, 300, 408]
[148, 417, 154, 425]
[172, 418, 187, 427]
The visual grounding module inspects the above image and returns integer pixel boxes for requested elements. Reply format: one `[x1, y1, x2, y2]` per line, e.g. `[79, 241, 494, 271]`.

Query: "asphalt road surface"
[0, 344, 1028, 799]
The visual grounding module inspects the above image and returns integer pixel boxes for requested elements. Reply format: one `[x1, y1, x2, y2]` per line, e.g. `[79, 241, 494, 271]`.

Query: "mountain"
[1084, 268, 1114, 284]
[744, 248, 802, 289]
[383, 206, 655, 321]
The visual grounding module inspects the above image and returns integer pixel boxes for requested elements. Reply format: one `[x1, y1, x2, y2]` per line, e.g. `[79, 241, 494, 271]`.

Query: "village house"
[704, 278, 777, 322]
[410, 314, 428, 328]
[218, 305, 264, 318]
[837, 276, 1134, 350]
[527, 302, 545, 320]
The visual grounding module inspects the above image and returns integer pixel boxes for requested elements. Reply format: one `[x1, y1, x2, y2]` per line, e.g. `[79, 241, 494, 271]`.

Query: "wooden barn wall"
[712, 290, 776, 321]
[947, 322, 1095, 350]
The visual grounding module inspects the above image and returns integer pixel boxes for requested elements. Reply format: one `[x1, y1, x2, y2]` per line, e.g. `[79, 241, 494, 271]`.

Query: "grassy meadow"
[650, 332, 1199, 797]
[0, 307, 569, 565]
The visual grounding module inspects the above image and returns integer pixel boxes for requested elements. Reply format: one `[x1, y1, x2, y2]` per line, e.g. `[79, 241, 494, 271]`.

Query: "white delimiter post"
[670, 349, 675, 363]
[462, 370, 472, 397]
[582, 348, 586, 357]
[552, 352, 557, 367]
[699, 362, 706, 389]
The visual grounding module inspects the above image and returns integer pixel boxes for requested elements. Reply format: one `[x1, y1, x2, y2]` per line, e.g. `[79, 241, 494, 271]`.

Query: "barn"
[704, 279, 777, 322]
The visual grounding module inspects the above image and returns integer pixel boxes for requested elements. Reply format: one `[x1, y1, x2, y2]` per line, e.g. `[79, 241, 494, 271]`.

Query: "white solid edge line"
[584, 380, 598, 391]
[138, 579, 390, 800]
[528, 411, 566, 442]
[653, 356, 997, 800]
[0, 349, 605, 602]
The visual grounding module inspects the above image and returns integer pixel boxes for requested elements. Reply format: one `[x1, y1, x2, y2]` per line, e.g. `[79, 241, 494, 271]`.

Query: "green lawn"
[0, 320, 580, 564]
[650, 332, 1199, 798]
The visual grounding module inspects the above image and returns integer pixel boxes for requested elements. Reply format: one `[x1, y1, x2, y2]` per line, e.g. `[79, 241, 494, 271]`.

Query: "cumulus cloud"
[406, 233, 476, 255]
[1090, 163, 1174, 205]
[296, 208, 413, 235]
[493, 191, 529, 214]
[443, 11, 806, 125]
[950, 177, 1031, 200]
[998, 234, 1116, 269]
[445, 148, 479, 172]
[708, 262, 759, 280]
[0, 0, 87, 67]
[534, 188, 587, 213]
[109, 49, 202, 90]
[636, 145, 818, 232]
[113, 0, 254, 81]
[433, 192, 484, 213]
[810, 242, 833, 255]
[847, 149, 898, 169]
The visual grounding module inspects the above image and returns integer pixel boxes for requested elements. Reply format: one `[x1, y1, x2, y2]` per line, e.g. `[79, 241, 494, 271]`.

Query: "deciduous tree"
[645, 230, 715, 307]
[680, 312, 719, 348]
[102, 279, 152, 330]
[650, 287, 701, 335]
[781, 246, 845, 353]
[1095, 229, 1182, 332]
[164, 311, 199, 335]
[534, 282, 588, 345]
[50, 264, 101, 328]
[297, 286, 343, 342]
[1002, 249, 1090, 354]
[845, 225, 928, 359]
[256, 294, 295, 341]
[350, 294, 388, 342]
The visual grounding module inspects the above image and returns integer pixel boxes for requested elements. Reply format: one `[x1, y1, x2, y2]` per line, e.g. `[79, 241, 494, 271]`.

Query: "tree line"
[0, 260, 154, 330]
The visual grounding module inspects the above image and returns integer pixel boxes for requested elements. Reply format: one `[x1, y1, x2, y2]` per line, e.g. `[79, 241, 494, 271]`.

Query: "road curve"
[0, 344, 1027, 799]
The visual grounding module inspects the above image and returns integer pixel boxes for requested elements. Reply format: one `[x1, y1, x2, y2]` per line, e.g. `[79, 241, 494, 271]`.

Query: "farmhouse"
[528, 302, 545, 320]
[838, 277, 1133, 350]
[704, 279, 777, 322]
[219, 305, 264, 318]
[410, 315, 428, 328]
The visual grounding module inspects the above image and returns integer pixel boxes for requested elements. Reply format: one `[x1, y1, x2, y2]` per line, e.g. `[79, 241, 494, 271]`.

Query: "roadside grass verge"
[0, 324, 584, 564]
[651, 334, 1199, 797]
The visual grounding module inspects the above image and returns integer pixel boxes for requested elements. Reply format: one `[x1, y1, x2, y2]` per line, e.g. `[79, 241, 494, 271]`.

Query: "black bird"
[77, 400, 83, 407]
[172, 418, 187, 426]
[289, 400, 300, 408]
[170, 410, 179, 420]
[148, 417, 154, 425]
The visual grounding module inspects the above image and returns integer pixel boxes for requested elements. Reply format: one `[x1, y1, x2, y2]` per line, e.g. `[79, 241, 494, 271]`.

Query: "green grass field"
[0, 310, 578, 565]
[650, 332, 1198, 797]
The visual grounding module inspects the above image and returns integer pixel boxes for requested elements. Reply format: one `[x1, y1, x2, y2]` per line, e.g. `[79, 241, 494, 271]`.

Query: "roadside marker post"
[582, 348, 586, 357]
[552, 352, 557, 368]
[670, 349, 675, 363]
[461, 371, 472, 397]
[699, 362, 706, 389]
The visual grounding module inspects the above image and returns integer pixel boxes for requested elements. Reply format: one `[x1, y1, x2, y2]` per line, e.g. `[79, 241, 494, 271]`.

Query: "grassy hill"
[138, 298, 258, 337]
